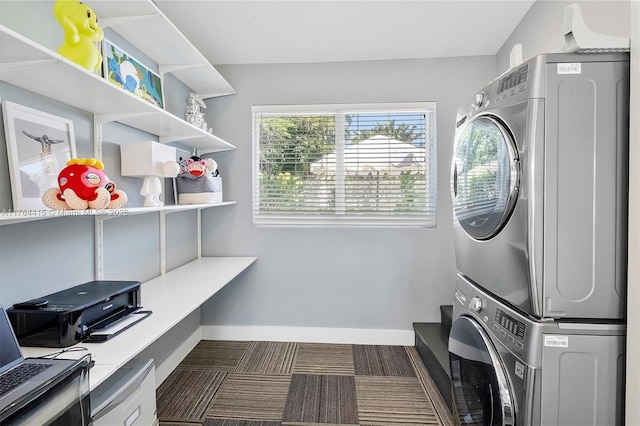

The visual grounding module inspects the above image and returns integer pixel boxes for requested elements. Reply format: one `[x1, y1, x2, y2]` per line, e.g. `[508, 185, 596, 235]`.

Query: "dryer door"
[452, 115, 519, 240]
[449, 316, 515, 426]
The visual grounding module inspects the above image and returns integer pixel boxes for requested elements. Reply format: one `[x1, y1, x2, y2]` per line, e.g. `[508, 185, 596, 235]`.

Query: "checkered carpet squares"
[157, 340, 454, 425]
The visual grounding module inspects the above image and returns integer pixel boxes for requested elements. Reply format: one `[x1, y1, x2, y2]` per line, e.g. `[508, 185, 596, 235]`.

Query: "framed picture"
[2, 101, 77, 210]
[102, 39, 164, 109]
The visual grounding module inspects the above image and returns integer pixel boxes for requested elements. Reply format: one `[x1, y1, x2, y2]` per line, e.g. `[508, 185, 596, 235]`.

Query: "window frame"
[252, 102, 437, 228]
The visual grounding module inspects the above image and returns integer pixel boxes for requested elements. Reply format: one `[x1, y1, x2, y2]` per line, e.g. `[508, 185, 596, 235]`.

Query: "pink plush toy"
[42, 158, 127, 210]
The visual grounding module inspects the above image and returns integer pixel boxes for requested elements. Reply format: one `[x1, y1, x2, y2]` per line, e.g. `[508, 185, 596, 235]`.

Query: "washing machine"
[451, 52, 629, 320]
[449, 274, 625, 426]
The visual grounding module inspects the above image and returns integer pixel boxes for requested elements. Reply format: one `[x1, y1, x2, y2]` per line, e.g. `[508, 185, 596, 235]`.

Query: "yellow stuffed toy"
[53, 0, 104, 72]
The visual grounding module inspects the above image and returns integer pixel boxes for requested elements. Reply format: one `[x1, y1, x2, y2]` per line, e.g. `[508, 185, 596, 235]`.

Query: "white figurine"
[185, 92, 208, 131]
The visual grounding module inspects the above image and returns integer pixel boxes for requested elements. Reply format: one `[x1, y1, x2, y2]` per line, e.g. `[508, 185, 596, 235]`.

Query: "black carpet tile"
[282, 374, 358, 424]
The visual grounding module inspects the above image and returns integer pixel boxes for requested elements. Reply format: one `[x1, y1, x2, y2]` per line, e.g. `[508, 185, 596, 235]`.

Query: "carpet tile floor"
[157, 340, 455, 426]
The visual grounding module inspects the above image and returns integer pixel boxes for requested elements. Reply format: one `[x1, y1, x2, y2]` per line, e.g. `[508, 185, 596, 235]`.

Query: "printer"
[7, 280, 142, 347]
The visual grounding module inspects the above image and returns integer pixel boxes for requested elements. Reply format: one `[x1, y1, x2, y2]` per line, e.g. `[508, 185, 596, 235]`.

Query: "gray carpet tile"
[235, 341, 298, 374]
[204, 420, 281, 426]
[157, 370, 227, 422]
[177, 340, 251, 371]
[207, 373, 291, 421]
[355, 376, 441, 425]
[282, 374, 359, 424]
[353, 345, 417, 377]
[293, 343, 355, 375]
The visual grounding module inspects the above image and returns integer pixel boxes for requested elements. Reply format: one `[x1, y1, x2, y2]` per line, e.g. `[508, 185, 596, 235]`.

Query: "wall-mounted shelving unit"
[0, 24, 234, 152]
[0, 0, 252, 389]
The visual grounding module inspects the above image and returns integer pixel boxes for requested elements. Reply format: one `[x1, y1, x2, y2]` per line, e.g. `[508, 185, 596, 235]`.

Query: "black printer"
[7, 280, 141, 347]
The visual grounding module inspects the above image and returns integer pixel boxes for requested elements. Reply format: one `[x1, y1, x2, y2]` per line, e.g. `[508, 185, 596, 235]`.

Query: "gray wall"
[199, 57, 496, 330]
[496, 0, 630, 73]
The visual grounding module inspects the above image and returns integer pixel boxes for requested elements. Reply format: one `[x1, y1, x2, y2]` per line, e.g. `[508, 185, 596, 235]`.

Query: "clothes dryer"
[448, 274, 625, 426]
[451, 53, 629, 320]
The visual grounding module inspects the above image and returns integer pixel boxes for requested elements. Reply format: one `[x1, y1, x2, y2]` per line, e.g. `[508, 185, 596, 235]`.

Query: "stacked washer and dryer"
[448, 53, 629, 425]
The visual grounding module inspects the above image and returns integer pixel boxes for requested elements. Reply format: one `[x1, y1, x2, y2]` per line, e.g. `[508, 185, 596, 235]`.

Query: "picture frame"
[102, 38, 164, 109]
[1, 101, 77, 210]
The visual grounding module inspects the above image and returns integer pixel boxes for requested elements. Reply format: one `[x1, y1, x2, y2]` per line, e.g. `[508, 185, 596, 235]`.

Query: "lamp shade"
[121, 141, 178, 178]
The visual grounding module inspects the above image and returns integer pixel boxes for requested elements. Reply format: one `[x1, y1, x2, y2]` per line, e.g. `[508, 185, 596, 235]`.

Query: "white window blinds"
[252, 103, 437, 227]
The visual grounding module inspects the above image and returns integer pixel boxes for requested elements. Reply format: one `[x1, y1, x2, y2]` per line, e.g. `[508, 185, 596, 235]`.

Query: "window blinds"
[252, 103, 437, 227]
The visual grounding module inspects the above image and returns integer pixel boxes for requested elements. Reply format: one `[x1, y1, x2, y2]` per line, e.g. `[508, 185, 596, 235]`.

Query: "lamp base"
[140, 176, 164, 207]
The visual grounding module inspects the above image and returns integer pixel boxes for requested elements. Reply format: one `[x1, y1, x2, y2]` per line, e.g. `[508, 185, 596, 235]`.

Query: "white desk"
[21, 256, 257, 389]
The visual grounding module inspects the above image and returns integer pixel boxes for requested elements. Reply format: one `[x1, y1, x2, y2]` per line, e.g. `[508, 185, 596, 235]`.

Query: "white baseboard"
[201, 325, 415, 346]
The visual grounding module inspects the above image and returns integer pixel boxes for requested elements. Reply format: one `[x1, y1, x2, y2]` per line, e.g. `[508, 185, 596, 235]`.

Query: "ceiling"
[154, 0, 536, 65]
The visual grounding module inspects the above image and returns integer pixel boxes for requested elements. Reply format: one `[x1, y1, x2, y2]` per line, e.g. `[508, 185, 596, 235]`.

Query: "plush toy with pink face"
[179, 156, 217, 178]
[42, 158, 127, 210]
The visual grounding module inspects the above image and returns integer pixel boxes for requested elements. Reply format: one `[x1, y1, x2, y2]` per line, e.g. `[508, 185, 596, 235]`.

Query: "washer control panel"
[493, 307, 527, 351]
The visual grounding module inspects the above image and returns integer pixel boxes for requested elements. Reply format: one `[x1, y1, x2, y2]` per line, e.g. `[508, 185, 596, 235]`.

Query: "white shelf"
[0, 24, 235, 152]
[90, 0, 235, 99]
[21, 256, 257, 389]
[0, 201, 237, 226]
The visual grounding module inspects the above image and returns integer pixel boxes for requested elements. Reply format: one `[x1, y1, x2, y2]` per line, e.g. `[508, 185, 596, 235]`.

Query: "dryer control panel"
[497, 64, 529, 95]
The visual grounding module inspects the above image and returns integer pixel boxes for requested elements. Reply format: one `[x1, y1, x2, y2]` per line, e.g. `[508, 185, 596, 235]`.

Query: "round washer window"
[449, 316, 515, 425]
[451, 115, 520, 240]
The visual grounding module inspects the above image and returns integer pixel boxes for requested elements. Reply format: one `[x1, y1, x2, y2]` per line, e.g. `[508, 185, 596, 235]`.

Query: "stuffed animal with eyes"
[176, 156, 222, 204]
[42, 158, 127, 210]
[53, 0, 104, 72]
[179, 156, 218, 178]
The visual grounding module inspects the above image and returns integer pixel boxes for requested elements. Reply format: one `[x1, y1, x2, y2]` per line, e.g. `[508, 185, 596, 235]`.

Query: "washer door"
[449, 316, 515, 425]
[451, 115, 519, 240]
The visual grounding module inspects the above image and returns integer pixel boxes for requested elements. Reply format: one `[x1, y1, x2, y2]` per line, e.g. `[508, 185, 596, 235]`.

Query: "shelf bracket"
[99, 13, 158, 29]
[160, 211, 167, 275]
[197, 208, 202, 259]
[95, 216, 105, 280]
[94, 115, 103, 161]
[96, 111, 156, 125]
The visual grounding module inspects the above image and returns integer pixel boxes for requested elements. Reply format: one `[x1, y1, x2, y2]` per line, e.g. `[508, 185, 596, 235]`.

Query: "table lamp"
[121, 141, 180, 207]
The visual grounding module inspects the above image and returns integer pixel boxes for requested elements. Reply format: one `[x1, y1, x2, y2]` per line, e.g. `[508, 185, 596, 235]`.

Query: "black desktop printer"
[7, 280, 141, 347]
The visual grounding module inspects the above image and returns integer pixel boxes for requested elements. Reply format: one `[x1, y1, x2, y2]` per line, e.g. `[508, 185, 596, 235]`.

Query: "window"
[252, 103, 437, 227]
